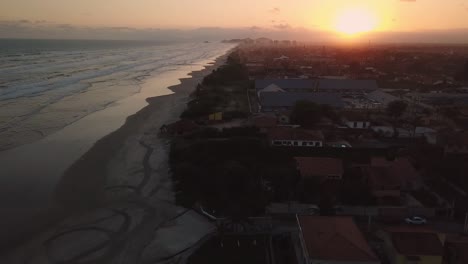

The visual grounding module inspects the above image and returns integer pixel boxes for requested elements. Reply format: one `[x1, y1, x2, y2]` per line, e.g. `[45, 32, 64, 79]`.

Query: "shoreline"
[1, 51, 231, 260]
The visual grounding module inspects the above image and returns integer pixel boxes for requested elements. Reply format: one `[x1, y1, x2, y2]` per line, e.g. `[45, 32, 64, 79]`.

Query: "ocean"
[0, 39, 234, 245]
[0, 39, 233, 150]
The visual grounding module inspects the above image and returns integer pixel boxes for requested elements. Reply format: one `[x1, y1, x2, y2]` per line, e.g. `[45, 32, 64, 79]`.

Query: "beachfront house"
[342, 112, 371, 129]
[295, 157, 344, 181]
[259, 92, 344, 112]
[297, 216, 380, 264]
[378, 226, 444, 264]
[267, 127, 324, 147]
[255, 79, 379, 95]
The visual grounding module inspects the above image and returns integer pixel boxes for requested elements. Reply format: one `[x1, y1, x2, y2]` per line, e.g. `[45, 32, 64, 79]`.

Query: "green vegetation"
[411, 189, 439, 207]
[290, 101, 339, 128]
[170, 137, 299, 218]
[181, 51, 251, 119]
[386, 100, 408, 119]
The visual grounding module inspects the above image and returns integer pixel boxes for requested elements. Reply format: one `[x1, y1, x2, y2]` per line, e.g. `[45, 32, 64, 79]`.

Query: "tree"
[386, 100, 408, 138]
[386, 100, 408, 119]
[464, 59, 468, 79]
[291, 101, 339, 128]
[291, 101, 322, 128]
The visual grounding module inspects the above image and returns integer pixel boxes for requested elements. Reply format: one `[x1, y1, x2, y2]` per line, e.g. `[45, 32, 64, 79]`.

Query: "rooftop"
[255, 79, 316, 90]
[364, 166, 402, 188]
[298, 216, 378, 262]
[259, 92, 345, 109]
[295, 157, 344, 178]
[268, 127, 324, 141]
[391, 232, 444, 256]
[318, 79, 379, 91]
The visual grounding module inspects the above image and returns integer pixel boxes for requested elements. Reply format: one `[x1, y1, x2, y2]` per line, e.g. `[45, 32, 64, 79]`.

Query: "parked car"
[307, 205, 320, 214]
[405, 216, 427, 225]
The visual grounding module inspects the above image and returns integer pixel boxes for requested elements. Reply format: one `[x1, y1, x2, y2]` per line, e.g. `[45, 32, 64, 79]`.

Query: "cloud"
[269, 7, 280, 14]
[273, 23, 291, 30]
[1, 19, 468, 44]
[249, 26, 262, 31]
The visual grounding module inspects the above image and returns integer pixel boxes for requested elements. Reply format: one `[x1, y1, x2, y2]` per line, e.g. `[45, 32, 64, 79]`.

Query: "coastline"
[2, 52, 231, 262]
[55, 54, 228, 208]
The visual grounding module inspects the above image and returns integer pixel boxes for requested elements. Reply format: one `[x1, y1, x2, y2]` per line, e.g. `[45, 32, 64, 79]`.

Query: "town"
[163, 39, 468, 264]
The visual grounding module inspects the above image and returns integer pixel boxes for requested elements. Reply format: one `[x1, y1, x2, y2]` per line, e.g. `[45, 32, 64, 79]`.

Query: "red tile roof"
[384, 226, 444, 256]
[252, 115, 277, 128]
[365, 166, 402, 189]
[445, 234, 468, 264]
[295, 157, 343, 178]
[268, 127, 324, 141]
[370, 157, 420, 187]
[298, 216, 379, 262]
[392, 232, 443, 256]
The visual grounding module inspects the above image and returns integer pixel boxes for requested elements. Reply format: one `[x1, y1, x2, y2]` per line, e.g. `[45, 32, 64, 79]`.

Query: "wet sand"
[1, 53, 230, 263]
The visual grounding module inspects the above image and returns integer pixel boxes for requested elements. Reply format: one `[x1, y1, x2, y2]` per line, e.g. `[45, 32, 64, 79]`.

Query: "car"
[405, 216, 427, 225]
[307, 205, 320, 214]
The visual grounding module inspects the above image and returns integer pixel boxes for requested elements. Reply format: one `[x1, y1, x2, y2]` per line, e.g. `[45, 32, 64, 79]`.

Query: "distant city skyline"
[1, 0, 468, 42]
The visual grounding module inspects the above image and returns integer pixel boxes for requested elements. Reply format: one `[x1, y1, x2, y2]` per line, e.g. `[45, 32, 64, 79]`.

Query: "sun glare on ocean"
[335, 7, 378, 36]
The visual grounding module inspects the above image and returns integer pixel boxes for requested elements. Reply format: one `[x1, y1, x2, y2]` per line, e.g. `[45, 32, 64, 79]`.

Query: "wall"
[346, 121, 370, 129]
[272, 140, 323, 147]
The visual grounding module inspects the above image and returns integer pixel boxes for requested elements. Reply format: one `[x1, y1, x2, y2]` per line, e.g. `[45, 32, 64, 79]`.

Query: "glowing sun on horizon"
[335, 7, 378, 36]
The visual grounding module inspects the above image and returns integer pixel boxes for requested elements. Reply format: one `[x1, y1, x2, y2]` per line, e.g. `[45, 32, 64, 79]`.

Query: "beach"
[1, 51, 231, 263]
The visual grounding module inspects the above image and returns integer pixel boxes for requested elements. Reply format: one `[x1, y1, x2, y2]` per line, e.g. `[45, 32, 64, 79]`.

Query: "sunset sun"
[335, 7, 378, 36]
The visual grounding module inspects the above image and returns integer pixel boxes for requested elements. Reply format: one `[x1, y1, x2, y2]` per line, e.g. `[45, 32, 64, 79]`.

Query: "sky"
[1, 0, 468, 42]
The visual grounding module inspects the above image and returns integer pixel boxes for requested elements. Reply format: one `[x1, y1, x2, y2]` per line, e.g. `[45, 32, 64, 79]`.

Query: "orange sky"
[1, 0, 468, 42]
[1, 0, 468, 30]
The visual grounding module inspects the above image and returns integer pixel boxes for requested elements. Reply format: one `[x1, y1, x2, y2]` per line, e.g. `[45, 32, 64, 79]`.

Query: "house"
[370, 157, 422, 191]
[363, 166, 402, 202]
[342, 112, 371, 129]
[295, 157, 344, 181]
[268, 127, 324, 147]
[317, 79, 379, 95]
[257, 83, 286, 97]
[443, 234, 468, 264]
[208, 112, 223, 121]
[379, 226, 444, 264]
[255, 79, 316, 93]
[255, 79, 379, 95]
[250, 114, 277, 132]
[440, 131, 468, 155]
[259, 92, 344, 112]
[366, 90, 400, 108]
[297, 216, 380, 264]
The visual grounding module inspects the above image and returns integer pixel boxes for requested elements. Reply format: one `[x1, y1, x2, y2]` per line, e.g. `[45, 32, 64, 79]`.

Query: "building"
[297, 216, 380, 264]
[379, 226, 444, 264]
[255, 79, 316, 93]
[256, 83, 286, 97]
[342, 112, 371, 129]
[363, 166, 402, 201]
[317, 79, 379, 95]
[267, 127, 324, 147]
[440, 131, 468, 155]
[295, 157, 344, 181]
[444, 234, 468, 264]
[259, 92, 344, 112]
[255, 79, 379, 95]
[370, 157, 422, 191]
[366, 90, 400, 109]
[250, 114, 277, 132]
